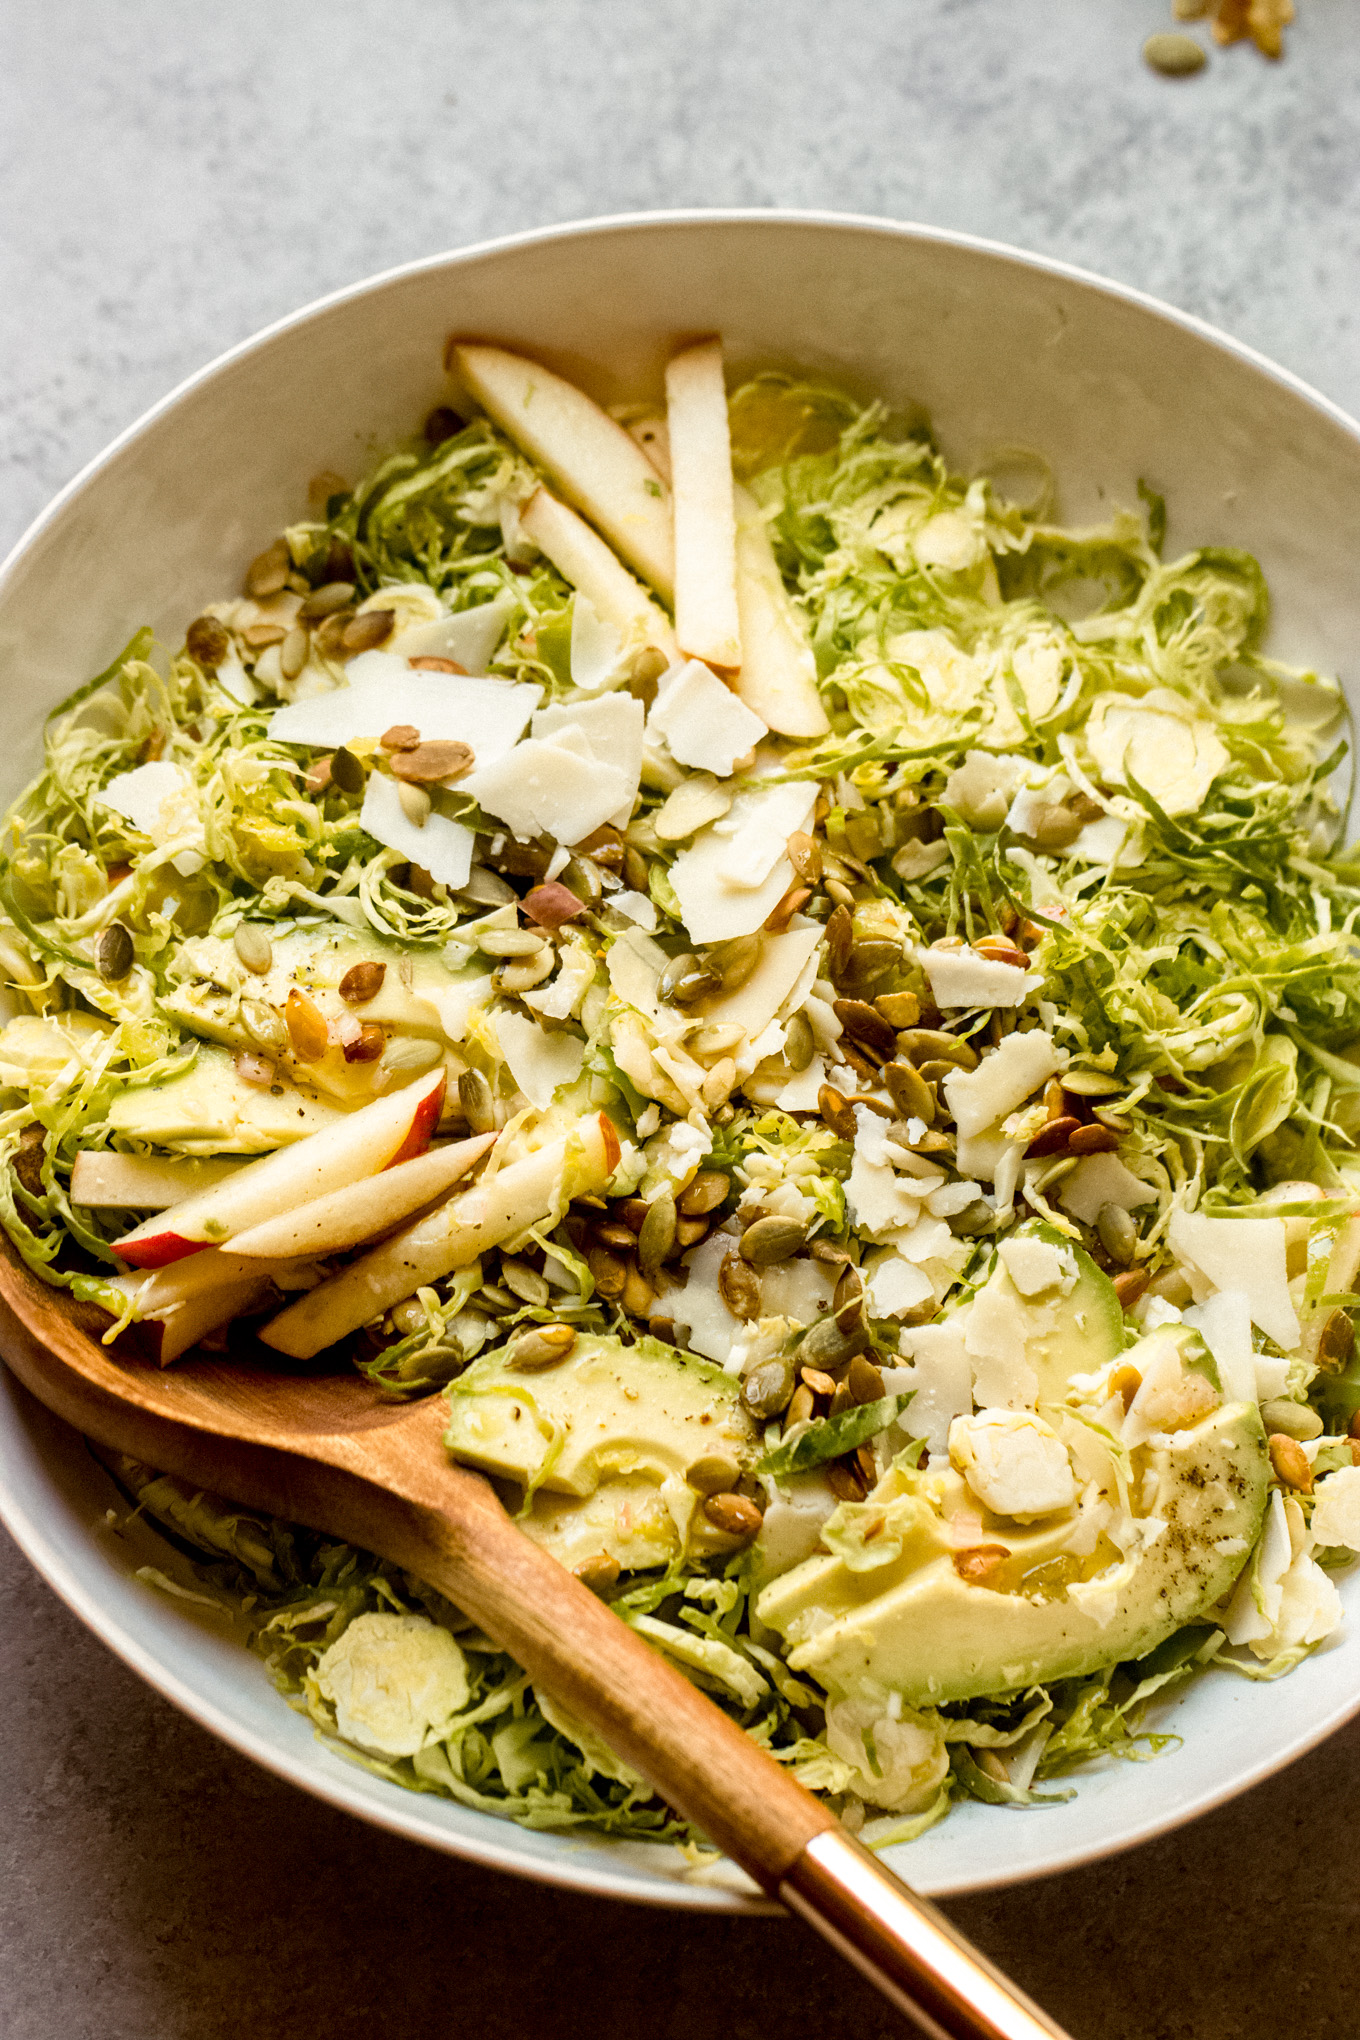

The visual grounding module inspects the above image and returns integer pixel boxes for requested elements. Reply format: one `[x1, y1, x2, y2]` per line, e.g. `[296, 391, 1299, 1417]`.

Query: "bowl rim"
[3, 206, 1360, 1910]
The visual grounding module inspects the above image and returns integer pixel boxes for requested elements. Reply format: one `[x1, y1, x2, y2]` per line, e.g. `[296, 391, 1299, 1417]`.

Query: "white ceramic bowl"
[3, 211, 1359, 1911]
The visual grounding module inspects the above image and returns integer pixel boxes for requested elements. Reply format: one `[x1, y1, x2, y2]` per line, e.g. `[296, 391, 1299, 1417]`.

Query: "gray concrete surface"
[3, 3, 1359, 2034]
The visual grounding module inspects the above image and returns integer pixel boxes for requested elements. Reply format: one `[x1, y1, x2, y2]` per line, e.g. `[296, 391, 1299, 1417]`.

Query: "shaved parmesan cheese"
[1085, 690, 1229, 817]
[465, 692, 644, 847]
[433, 973, 493, 1042]
[606, 925, 669, 1018]
[360, 774, 475, 890]
[917, 946, 1042, 1010]
[1310, 1466, 1360, 1552]
[867, 1252, 935, 1319]
[954, 1128, 1016, 1183]
[1182, 1289, 1256, 1405]
[703, 927, 822, 1039]
[845, 1106, 933, 1237]
[569, 594, 626, 693]
[767, 1055, 826, 1112]
[997, 1236, 1076, 1299]
[97, 761, 207, 877]
[270, 659, 539, 756]
[533, 691, 645, 826]
[963, 1277, 1039, 1411]
[673, 1230, 742, 1362]
[648, 659, 767, 778]
[950, 1410, 1076, 1521]
[1224, 1491, 1341, 1655]
[761, 1256, 835, 1326]
[1070, 814, 1134, 867]
[1168, 1210, 1300, 1354]
[495, 1010, 585, 1109]
[524, 940, 596, 1023]
[654, 772, 733, 843]
[941, 751, 1026, 829]
[670, 781, 818, 942]
[609, 889, 657, 932]
[1059, 1152, 1157, 1226]
[216, 653, 257, 706]
[943, 1031, 1062, 1139]
[894, 1321, 973, 1454]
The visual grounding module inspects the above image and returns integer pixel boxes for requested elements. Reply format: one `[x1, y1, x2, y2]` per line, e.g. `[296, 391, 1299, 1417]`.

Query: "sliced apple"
[228, 1131, 496, 1261]
[113, 1069, 446, 1270]
[732, 484, 829, 739]
[519, 490, 675, 661]
[666, 338, 742, 675]
[70, 1150, 245, 1210]
[261, 1111, 619, 1360]
[450, 344, 674, 598]
[107, 1249, 319, 1364]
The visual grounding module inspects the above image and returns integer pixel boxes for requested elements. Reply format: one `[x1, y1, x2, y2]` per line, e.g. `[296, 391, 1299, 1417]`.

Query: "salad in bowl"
[3, 330, 1359, 1851]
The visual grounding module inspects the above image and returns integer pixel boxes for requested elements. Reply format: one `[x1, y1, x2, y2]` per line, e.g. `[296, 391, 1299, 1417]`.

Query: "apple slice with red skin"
[228, 1131, 496, 1261]
[107, 1249, 322, 1364]
[113, 1070, 446, 1270]
[262, 1111, 620, 1360]
[71, 1150, 245, 1211]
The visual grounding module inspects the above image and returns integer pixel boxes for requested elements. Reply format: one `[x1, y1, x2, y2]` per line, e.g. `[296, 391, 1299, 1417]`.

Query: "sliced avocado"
[943, 1220, 1125, 1407]
[758, 1400, 1269, 1706]
[106, 1043, 339, 1153]
[443, 1332, 756, 1499]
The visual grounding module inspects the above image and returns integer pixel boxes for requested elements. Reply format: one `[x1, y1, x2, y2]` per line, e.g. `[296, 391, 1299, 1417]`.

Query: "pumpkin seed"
[833, 999, 897, 1058]
[1143, 30, 1207, 74]
[784, 1010, 815, 1072]
[800, 1314, 869, 1371]
[339, 960, 386, 1004]
[875, 991, 920, 1029]
[1060, 1070, 1125, 1097]
[685, 1452, 742, 1495]
[740, 1215, 809, 1266]
[1095, 1202, 1138, 1267]
[883, 1059, 934, 1123]
[787, 830, 822, 884]
[459, 1067, 496, 1132]
[501, 1257, 551, 1308]
[741, 1353, 797, 1420]
[825, 879, 856, 911]
[245, 538, 291, 598]
[381, 724, 422, 752]
[833, 1261, 865, 1328]
[655, 773, 733, 842]
[1318, 1308, 1355, 1370]
[587, 1244, 628, 1300]
[718, 1252, 762, 1320]
[702, 1492, 763, 1540]
[280, 626, 310, 681]
[509, 1322, 577, 1370]
[1113, 1268, 1150, 1312]
[679, 1170, 729, 1217]
[824, 904, 853, 979]
[391, 740, 475, 784]
[562, 856, 603, 906]
[627, 645, 670, 707]
[784, 1383, 816, 1431]
[638, 1193, 677, 1275]
[657, 952, 721, 1005]
[691, 1022, 745, 1062]
[573, 1552, 621, 1593]
[896, 1028, 979, 1071]
[232, 922, 273, 975]
[848, 1354, 885, 1405]
[330, 746, 365, 794]
[711, 934, 763, 990]
[285, 987, 329, 1061]
[94, 922, 134, 982]
[479, 927, 549, 957]
[186, 615, 230, 668]
[343, 1021, 384, 1063]
[838, 939, 901, 994]
[494, 951, 554, 993]
[1260, 1399, 1323, 1442]
[241, 998, 286, 1051]
[1268, 1432, 1313, 1491]
[341, 610, 395, 656]
[397, 782, 431, 828]
[1024, 803, 1084, 849]
[298, 579, 357, 620]
[948, 1198, 995, 1238]
[818, 1085, 858, 1141]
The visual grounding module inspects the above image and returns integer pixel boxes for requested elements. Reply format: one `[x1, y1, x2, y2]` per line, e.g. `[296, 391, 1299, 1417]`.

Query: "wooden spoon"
[0, 1245, 1069, 2040]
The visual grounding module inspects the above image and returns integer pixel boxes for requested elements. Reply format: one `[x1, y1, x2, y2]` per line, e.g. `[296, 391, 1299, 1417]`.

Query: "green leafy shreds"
[113, 1460, 827, 1844]
[758, 1393, 913, 1476]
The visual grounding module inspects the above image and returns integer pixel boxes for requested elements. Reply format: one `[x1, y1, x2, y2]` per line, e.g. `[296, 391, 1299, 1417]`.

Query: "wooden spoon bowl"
[0, 1236, 1066, 2040]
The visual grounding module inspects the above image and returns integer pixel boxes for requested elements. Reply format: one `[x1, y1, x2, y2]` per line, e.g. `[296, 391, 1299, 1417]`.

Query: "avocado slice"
[758, 1319, 1271, 1705]
[942, 1221, 1125, 1408]
[106, 1043, 339, 1153]
[443, 1332, 756, 1498]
